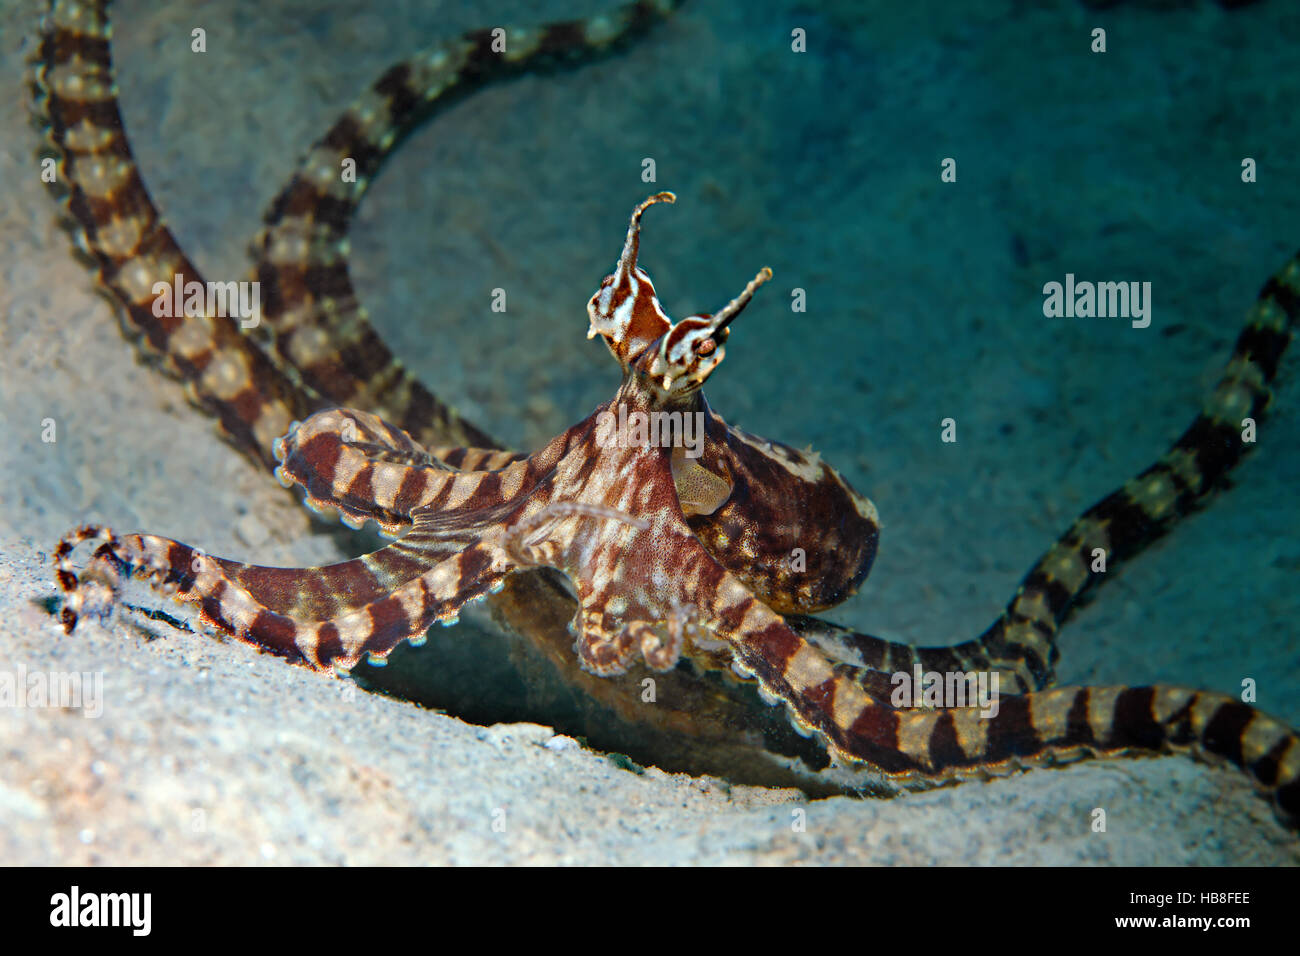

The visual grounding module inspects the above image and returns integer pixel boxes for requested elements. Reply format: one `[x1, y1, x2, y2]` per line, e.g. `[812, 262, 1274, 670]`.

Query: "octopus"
[36, 0, 1300, 831]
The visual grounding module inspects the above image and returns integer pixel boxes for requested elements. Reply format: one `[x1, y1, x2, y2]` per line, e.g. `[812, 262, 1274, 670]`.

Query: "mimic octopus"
[37, 0, 1300, 830]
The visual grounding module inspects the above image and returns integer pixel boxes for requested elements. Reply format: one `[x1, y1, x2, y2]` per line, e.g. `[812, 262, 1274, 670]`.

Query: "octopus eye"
[694, 338, 716, 357]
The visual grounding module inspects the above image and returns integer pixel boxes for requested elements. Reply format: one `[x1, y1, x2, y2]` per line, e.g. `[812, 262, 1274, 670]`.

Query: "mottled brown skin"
[40, 0, 1300, 829]
[688, 406, 879, 614]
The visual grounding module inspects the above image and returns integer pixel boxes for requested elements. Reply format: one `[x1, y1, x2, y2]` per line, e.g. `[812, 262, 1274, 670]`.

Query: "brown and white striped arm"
[34, 0, 324, 468]
[698, 554, 1300, 829]
[54, 523, 514, 669]
[786, 251, 1300, 695]
[273, 406, 595, 535]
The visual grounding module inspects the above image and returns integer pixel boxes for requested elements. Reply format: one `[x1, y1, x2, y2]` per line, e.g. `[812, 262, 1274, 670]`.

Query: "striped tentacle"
[899, 682, 1300, 829]
[34, 0, 323, 468]
[55, 524, 512, 668]
[788, 251, 1300, 695]
[275, 408, 517, 535]
[208, 542, 515, 669]
[274, 406, 596, 535]
[253, 0, 680, 451]
[705, 571, 1300, 827]
[787, 616, 1037, 699]
[429, 446, 528, 471]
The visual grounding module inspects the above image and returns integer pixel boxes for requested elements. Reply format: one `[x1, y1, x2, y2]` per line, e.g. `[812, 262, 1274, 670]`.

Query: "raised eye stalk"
[616, 191, 676, 286]
[697, 266, 773, 351]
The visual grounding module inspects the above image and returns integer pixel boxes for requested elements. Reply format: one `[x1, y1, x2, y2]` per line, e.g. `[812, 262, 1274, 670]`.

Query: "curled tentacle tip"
[637, 191, 675, 212]
[273, 465, 294, 488]
[439, 615, 459, 628]
[408, 633, 427, 647]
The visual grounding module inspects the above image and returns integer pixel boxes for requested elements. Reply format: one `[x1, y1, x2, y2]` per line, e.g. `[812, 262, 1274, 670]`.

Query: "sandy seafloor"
[0, 0, 1298, 864]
